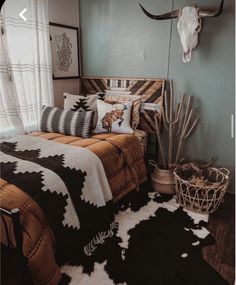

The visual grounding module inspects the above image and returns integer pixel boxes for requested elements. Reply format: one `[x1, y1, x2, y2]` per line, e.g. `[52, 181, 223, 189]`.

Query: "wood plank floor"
[202, 193, 235, 285]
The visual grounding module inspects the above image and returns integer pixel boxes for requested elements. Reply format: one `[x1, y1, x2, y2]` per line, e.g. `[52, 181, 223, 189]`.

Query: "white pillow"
[63, 92, 105, 128]
[94, 100, 134, 134]
[64, 92, 97, 111]
[104, 93, 141, 130]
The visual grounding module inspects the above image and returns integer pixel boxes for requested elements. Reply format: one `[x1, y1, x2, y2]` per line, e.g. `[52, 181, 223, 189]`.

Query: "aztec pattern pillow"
[94, 100, 134, 134]
[40, 106, 94, 138]
[104, 92, 141, 129]
[64, 92, 105, 128]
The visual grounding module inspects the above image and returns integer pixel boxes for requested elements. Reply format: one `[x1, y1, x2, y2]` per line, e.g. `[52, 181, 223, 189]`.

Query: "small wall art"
[49, 23, 80, 79]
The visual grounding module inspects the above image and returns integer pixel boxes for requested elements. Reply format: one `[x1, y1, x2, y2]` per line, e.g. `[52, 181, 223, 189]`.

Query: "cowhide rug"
[59, 191, 229, 285]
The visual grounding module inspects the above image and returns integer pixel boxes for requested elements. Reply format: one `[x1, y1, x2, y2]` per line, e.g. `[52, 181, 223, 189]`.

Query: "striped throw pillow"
[40, 106, 94, 138]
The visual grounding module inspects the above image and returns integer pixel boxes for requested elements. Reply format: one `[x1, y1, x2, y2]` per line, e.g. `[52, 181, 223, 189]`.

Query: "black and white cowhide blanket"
[0, 135, 115, 264]
[60, 191, 229, 285]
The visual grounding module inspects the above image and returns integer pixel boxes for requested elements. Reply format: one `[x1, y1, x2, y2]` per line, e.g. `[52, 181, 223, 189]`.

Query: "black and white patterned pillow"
[40, 106, 94, 138]
[63, 92, 106, 128]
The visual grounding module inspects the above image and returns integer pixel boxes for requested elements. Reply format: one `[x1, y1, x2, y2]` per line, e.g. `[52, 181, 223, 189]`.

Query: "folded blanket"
[30, 132, 147, 201]
[0, 135, 116, 264]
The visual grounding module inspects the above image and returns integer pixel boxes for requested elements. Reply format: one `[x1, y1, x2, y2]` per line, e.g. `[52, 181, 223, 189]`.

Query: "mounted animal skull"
[139, 1, 224, 62]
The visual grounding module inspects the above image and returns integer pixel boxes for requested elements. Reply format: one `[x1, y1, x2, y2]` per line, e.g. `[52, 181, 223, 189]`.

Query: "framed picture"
[49, 22, 80, 80]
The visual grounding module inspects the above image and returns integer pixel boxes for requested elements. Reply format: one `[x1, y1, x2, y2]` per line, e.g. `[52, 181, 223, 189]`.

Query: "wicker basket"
[174, 167, 230, 214]
[149, 160, 176, 194]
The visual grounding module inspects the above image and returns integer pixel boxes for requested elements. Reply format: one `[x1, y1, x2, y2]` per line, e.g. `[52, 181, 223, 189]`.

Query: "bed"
[0, 77, 164, 285]
[30, 131, 147, 202]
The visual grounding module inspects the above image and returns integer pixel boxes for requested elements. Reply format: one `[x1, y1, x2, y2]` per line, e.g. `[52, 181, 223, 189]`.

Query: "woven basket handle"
[218, 168, 230, 177]
[149, 160, 158, 168]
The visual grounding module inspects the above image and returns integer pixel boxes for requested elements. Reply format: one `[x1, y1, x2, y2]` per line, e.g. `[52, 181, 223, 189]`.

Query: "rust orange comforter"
[31, 132, 147, 201]
[0, 132, 146, 285]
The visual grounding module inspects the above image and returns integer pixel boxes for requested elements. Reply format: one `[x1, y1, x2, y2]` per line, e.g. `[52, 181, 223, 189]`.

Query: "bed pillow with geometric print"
[64, 92, 106, 129]
[40, 106, 94, 138]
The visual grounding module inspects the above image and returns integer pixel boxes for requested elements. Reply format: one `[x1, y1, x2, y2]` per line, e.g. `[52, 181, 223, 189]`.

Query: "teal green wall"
[80, 0, 235, 192]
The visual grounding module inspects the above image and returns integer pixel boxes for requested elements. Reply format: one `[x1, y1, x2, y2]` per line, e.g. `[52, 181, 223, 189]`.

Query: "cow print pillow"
[93, 99, 133, 134]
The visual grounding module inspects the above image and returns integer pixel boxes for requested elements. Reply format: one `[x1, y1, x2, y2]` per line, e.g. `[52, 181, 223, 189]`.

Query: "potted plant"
[150, 80, 199, 194]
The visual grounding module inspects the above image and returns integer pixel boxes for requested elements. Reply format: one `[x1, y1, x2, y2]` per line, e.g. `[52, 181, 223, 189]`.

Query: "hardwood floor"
[202, 192, 235, 285]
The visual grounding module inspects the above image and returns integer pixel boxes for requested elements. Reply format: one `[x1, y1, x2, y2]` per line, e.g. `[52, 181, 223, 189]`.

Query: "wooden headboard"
[80, 76, 165, 133]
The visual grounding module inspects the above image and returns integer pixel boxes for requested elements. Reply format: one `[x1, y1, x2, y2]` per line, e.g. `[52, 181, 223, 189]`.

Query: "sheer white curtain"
[0, 0, 54, 138]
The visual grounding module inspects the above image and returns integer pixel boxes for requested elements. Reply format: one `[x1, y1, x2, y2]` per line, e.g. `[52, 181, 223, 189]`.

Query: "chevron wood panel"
[81, 77, 165, 133]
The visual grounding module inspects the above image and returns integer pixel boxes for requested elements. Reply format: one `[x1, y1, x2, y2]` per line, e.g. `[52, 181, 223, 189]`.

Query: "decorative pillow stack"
[64, 92, 105, 128]
[104, 92, 141, 129]
[40, 106, 94, 138]
[93, 100, 134, 134]
[63, 91, 141, 135]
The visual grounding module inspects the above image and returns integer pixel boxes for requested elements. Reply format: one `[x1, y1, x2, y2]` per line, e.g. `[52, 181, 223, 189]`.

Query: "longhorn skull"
[139, 1, 224, 62]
